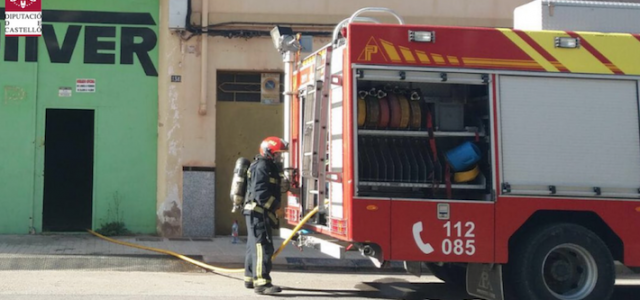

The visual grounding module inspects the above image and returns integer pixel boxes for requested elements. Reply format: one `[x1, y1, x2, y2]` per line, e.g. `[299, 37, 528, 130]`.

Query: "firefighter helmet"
[259, 136, 289, 159]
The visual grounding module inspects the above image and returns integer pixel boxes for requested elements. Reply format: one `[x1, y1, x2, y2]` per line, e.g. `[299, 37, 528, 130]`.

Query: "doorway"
[214, 71, 284, 235]
[42, 109, 95, 232]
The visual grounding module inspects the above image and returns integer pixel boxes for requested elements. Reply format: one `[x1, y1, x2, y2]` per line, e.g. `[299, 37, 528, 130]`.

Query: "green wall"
[0, 0, 159, 234]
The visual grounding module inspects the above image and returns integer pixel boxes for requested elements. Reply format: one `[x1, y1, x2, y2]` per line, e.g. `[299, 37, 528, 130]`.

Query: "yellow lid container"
[454, 165, 480, 183]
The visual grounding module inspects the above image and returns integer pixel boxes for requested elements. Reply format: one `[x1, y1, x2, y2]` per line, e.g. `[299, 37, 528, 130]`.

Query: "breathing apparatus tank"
[229, 157, 251, 213]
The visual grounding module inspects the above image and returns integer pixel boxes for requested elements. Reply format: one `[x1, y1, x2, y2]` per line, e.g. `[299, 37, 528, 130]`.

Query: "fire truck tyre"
[505, 223, 615, 300]
[425, 262, 466, 288]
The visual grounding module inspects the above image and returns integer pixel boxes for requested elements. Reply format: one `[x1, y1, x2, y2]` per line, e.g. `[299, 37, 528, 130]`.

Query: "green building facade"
[0, 0, 159, 234]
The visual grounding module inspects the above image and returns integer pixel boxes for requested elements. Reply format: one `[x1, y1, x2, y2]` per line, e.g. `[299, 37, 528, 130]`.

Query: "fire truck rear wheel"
[505, 223, 615, 300]
[425, 262, 466, 288]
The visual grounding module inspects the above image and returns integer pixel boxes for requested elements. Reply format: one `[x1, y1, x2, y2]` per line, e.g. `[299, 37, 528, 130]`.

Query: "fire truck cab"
[271, 1, 640, 299]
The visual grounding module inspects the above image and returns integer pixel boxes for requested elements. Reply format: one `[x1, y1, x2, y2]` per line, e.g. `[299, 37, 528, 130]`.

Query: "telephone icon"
[413, 221, 434, 254]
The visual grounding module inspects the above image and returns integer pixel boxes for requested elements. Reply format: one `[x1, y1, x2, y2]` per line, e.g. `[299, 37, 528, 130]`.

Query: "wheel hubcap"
[542, 243, 598, 300]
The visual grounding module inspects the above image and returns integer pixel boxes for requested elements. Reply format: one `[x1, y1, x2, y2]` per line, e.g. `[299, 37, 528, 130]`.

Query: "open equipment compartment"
[353, 68, 493, 201]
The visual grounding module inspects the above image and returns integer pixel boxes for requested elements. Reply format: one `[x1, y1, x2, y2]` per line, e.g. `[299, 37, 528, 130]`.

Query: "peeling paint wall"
[158, 2, 186, 237]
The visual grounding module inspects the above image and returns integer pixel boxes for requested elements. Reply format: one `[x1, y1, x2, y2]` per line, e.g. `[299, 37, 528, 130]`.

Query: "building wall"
[1, 0, 636, 236]
[157, 0, 548, 236]
[189, 0, 524, 27]
[0, 0, 158, 234]
[0, 28, 37, 234]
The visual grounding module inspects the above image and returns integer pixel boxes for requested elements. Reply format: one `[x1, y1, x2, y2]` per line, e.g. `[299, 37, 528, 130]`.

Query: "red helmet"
[259, 136, 289, 159]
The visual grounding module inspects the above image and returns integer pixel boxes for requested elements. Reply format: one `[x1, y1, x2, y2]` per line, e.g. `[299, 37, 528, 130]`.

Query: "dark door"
[42, 109, 95, 231]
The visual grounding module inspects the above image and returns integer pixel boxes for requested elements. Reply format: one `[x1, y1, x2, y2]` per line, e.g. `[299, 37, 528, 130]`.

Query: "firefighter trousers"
[244, 211, 274, 287]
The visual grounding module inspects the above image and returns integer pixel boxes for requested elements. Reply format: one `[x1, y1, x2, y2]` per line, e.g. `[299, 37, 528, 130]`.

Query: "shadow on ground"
[279, 277, 640, 300]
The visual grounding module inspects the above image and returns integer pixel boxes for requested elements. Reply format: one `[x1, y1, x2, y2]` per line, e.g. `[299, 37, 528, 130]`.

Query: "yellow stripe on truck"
[525, 31, 612, 74]
[579, 33, 640, 75]
[415, 50, 430, 64]
[380, 39, 402, 62]
[399, 46, 416, 63]
[498, 29, 557, 72]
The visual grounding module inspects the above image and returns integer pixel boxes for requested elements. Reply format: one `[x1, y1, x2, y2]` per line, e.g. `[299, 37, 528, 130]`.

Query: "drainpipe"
[282, 50, 293, 169]
[198, 0, 209, 115]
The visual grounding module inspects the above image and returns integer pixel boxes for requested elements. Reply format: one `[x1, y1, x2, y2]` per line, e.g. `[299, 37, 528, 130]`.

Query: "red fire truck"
[270, 2, 640, 299]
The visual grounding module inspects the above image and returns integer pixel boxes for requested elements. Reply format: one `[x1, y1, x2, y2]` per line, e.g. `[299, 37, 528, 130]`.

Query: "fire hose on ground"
[87, 203, 324, 274]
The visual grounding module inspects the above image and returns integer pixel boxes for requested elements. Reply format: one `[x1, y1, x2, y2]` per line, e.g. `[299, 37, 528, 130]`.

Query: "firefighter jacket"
[244, 156, 281, 227]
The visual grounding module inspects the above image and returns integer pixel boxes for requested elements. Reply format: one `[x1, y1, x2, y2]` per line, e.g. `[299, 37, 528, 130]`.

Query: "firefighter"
[243, 136, 289, 295]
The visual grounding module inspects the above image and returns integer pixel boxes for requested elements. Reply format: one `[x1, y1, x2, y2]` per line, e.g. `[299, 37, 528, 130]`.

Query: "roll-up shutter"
[499, 75, 640, 197]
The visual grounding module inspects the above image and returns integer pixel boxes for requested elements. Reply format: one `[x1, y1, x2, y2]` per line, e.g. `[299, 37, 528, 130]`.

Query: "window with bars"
[217, 71, 284, 103]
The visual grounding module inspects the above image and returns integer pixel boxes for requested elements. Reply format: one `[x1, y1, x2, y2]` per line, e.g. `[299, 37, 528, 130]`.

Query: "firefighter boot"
[254, 283, 282, 295]
[244, 279, 254, 289]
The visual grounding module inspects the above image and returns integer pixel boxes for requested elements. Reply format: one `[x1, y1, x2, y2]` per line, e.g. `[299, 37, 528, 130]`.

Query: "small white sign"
[76, 79, 96, 93]
[58, 87, 72, 97]
[437, 203, 450, 220]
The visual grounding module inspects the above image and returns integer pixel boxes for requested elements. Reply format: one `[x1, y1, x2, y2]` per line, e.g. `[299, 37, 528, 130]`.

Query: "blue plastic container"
[445, 142, 481, 172]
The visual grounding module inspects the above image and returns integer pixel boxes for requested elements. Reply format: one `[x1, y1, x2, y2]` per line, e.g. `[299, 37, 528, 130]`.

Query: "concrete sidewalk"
[0, 232, 404, 273]
[0, 233, 634, 275]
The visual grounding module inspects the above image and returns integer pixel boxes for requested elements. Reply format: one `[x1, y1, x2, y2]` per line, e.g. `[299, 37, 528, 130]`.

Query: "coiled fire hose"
[88, 204, 323, 274]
